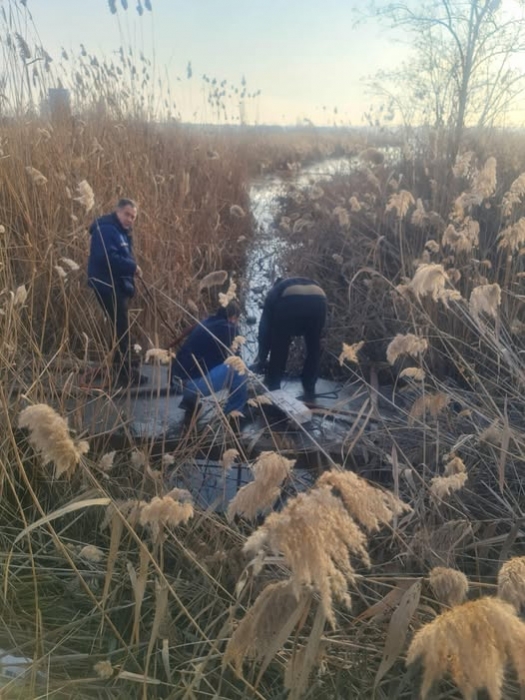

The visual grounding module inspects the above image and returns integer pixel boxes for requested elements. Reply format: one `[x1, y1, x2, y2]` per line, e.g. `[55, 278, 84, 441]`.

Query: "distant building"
[45, 88, 71, 120]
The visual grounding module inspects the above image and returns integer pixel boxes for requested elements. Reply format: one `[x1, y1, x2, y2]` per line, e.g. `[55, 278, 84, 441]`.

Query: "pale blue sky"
[26, 0, 407, 124]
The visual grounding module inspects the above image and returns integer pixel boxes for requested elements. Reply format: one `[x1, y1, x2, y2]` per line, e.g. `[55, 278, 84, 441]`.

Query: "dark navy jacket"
[171, 310, 238, 381]
[87, 213, 137, 298]
[258, 277, 326, 362]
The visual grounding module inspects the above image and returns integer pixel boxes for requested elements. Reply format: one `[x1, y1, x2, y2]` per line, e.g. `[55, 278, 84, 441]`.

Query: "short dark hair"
[116, 198, 137, 210]
[219, 300, 241, 318]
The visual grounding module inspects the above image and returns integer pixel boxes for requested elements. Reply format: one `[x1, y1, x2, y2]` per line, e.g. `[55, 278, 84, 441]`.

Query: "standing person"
[87, 198, 146, 387]
[170, 301, 248, 415]
[252, 277, 327, 401]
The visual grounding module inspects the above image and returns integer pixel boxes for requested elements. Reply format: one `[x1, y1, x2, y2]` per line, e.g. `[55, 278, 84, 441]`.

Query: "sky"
[25, 0, 409, 126]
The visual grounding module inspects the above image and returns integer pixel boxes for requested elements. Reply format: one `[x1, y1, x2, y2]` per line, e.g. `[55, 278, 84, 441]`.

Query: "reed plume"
[498, 557, 525, 611]
[227, 451, 294, 521]
[223, 580, 304, 673]
[339, 340, 364, 365]
[428, 566, 468, 607]
[316, 469, 410, 531]
[18, 404, 89, 478]
[502, 172, 525, 217]
[469, 283, 501, 321]
[407, 597, 525, 699]
[408, 263, 461, 306]
[386, 190, 415, 219]
[198, 270, 228, 293]
[244, 486, 371, 626]
[386, 333, 428, 365]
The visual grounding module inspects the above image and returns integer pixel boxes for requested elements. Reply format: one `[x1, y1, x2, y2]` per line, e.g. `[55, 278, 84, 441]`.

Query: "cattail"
[219, 277, 237, 307]
[428, 566, 468, 607]
[231, 335, 246, 353]
[74, 180, 95, 212]
[339, 340, 364, 366]
[145, 348, 173, 364]
[198, 270, 228, 293]
[243, 485, 370, 625]
[79, 544, 105, 563]
[61, 257, 80, 272]
[223, 580, 302, 672]
[409, 392, 450, 425]
[221, 448, 239, 472]
[498, 218, 525, 252]
[227, 451, 294, 521]
[94, 660, 114, 679]
[406, 597, 525, 699]
[399, 367, 425, 381]
[386, 333, 428, 365]
[498, 557, 525, 611]
[502, 172, 525, 217]
[54, 265, 67, 279]
[0, 225, 5, 234]
[25, 166, 47, 186]
[332, 253, 344, 264]
[18, 404, 89, 478]
[133, 343, 142, 353]
[385, 190, 415, 219]
[469, 283, 501, 321]
[333, 206, 350, 228]
[230, 204, 246, 218]
[411, 198, 428, 227]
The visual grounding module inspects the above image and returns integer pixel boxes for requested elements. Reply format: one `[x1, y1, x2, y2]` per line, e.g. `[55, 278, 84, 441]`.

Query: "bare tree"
[367, 0, 525, 160]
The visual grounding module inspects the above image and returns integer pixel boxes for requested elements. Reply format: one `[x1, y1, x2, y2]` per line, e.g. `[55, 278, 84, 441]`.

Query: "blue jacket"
[171, 310, 238, 381]
[87, 213, 137, 297]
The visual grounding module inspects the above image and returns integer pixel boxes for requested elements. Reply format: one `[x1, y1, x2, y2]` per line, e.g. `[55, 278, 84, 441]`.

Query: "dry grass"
[5, 5, 525, 698]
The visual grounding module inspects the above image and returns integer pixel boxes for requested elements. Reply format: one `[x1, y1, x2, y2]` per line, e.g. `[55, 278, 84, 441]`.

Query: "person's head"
[115, 198, 137, 230]
[224, 300, 241, 324]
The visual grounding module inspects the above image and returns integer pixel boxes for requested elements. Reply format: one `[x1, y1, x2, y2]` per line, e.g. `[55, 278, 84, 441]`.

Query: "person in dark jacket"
[252, 277, 327, 400]
[87, 198, 146, 386]
[171, 301, 248, 415]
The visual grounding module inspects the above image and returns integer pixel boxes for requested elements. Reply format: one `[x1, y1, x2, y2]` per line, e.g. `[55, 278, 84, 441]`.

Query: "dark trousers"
[266, 295, 326, 393]
[93, 288, 132, 380]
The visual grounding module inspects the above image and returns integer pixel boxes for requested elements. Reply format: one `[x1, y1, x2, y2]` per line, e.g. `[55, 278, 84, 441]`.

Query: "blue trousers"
[182, 363, 248, 415]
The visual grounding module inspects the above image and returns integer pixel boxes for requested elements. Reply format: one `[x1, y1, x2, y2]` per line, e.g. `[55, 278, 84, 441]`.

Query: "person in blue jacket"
[171, 301, 248, 415]
[251, 277, 327, 401]
[87, 198, 146, 386]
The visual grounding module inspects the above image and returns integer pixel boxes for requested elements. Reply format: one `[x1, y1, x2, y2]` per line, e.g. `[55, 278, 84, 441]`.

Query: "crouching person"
[252, 277, 327, 401]
[170, 301, 248, 417]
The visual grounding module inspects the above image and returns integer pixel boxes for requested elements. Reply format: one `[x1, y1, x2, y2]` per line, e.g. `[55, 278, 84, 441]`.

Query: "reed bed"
[3, 2, 525, 699]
